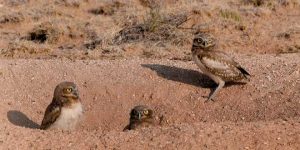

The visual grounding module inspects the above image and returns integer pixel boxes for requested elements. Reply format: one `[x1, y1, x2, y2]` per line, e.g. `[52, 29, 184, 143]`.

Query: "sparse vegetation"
[243, 0, 266, 6]
[243, 0, 299, 8]
[27, 22, 63, 44]
[145, 8, 163, 32]
[2, 41, 51, 58]
[88, 1, 124, 16]
[113, 8, 188, 45]
[0, 12, 24, 24]
[139, 0, 159, 9]
[54, 0, 81, 7]
[113, 25, 147, 44]
[84, 38, 102, 50]
[0, 0, 298, 59]
[220, 9, 242, 22]
[4, 0, 29, 6]
[277, 45, 300, 54]
[89, 6, 115, 16]
[280, 0, 300, 6]
[277, 26, 300, 40]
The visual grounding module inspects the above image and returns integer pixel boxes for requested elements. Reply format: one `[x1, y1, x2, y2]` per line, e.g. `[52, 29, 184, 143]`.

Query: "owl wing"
[40, 100, 61, 130]
[212, 51, 250, 76]
[200, 51, 250, 78]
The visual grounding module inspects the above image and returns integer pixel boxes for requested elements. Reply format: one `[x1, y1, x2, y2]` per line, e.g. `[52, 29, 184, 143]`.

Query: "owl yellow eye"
[65, 88, 72, 93]
[143, 110, 149, 115]
[197, 38, 204, 43]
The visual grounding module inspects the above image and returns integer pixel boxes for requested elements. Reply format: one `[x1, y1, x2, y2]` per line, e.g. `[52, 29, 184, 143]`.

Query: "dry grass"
[88, 1, 125, 16]
[220, 9, 242, 22]
[0, 12, 25, 24]
[54, 0, 81, 7]
[139, 0, 159, 9]
[242, 0, 299, 8]
[145, 8, 163, 32]
[0, 0, 299, 60]
[113, 6, 189, 45]
[277, 45, 300, 54]
[2, 40, 51, 58]
[27, 22, 63, 44]
[243, 0, 266, 6]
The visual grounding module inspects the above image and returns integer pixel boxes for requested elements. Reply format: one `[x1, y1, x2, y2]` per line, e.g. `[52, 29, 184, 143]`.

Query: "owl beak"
[138, 112, 142, 120]
[73, 92, 79, 99]
[75, 92, 79, 98]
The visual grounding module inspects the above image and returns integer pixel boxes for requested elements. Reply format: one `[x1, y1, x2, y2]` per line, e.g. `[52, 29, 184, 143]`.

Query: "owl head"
[53, 81, 79, 105]
[192, 32, 216, 52]
[130, 105, 153, 121]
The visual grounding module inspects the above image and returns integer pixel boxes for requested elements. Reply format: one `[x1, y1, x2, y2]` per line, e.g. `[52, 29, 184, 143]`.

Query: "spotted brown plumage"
[40, 81, 83, 130]
[191, 33, 250, 101]
[123, 105, 155, 131]
[40, 100, 61, 130]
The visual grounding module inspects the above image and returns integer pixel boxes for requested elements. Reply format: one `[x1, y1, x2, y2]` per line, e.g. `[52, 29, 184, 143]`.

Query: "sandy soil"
[0, 0, 300, 149]
[0, 53, 299, 149]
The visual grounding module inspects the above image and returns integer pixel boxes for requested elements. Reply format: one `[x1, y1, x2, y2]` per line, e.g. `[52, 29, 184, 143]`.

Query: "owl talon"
[205, 97, 215, 102]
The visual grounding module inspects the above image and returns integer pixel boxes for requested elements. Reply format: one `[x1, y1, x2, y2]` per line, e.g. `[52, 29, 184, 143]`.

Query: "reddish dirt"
[0, 53, 300, 149]
[0, 0, 300, 149]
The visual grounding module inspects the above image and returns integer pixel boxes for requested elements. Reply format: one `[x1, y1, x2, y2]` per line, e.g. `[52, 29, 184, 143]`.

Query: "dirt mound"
[0, 53, 299, 149]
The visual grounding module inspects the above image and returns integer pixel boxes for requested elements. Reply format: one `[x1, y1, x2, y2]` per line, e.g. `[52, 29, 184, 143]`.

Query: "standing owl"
[191, 32, 250, 101]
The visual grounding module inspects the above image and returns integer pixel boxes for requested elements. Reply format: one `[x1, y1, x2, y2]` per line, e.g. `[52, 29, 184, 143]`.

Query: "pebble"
[266, 76, 272, 81]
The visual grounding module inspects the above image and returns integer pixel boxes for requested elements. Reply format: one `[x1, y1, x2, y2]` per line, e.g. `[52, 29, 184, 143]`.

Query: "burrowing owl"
[123, 105, 155, 131]
[191, 33, 250, 101]
[40, 81, 84, 130]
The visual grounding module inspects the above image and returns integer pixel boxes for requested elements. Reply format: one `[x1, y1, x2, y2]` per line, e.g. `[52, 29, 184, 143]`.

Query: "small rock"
[266, 76, 272, 81]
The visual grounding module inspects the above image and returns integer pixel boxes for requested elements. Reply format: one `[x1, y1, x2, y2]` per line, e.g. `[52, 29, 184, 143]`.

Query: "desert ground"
[0, 0, 299, 149]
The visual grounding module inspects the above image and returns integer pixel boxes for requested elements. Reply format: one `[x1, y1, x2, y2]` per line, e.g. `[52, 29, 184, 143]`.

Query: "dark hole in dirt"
[244, 0, 265, 6]
[89, 7, 115, 16]
[83, 29, 102, 50]
[88, 1, 124, 16]
[84, 38, 102, 50]
[29, 29, 48, 43]
[26, 22, 61, 44]
[277, 32, 291, 39]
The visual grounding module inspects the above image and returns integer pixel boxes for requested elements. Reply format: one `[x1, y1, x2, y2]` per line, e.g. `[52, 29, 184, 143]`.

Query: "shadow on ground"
[142, 64, 249, 101]
[7, 110, 40, 129]
[141, 64, 215, 88]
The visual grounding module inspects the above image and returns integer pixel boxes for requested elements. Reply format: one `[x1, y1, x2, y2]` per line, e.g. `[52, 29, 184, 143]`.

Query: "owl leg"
[207, 77, 225, 102]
